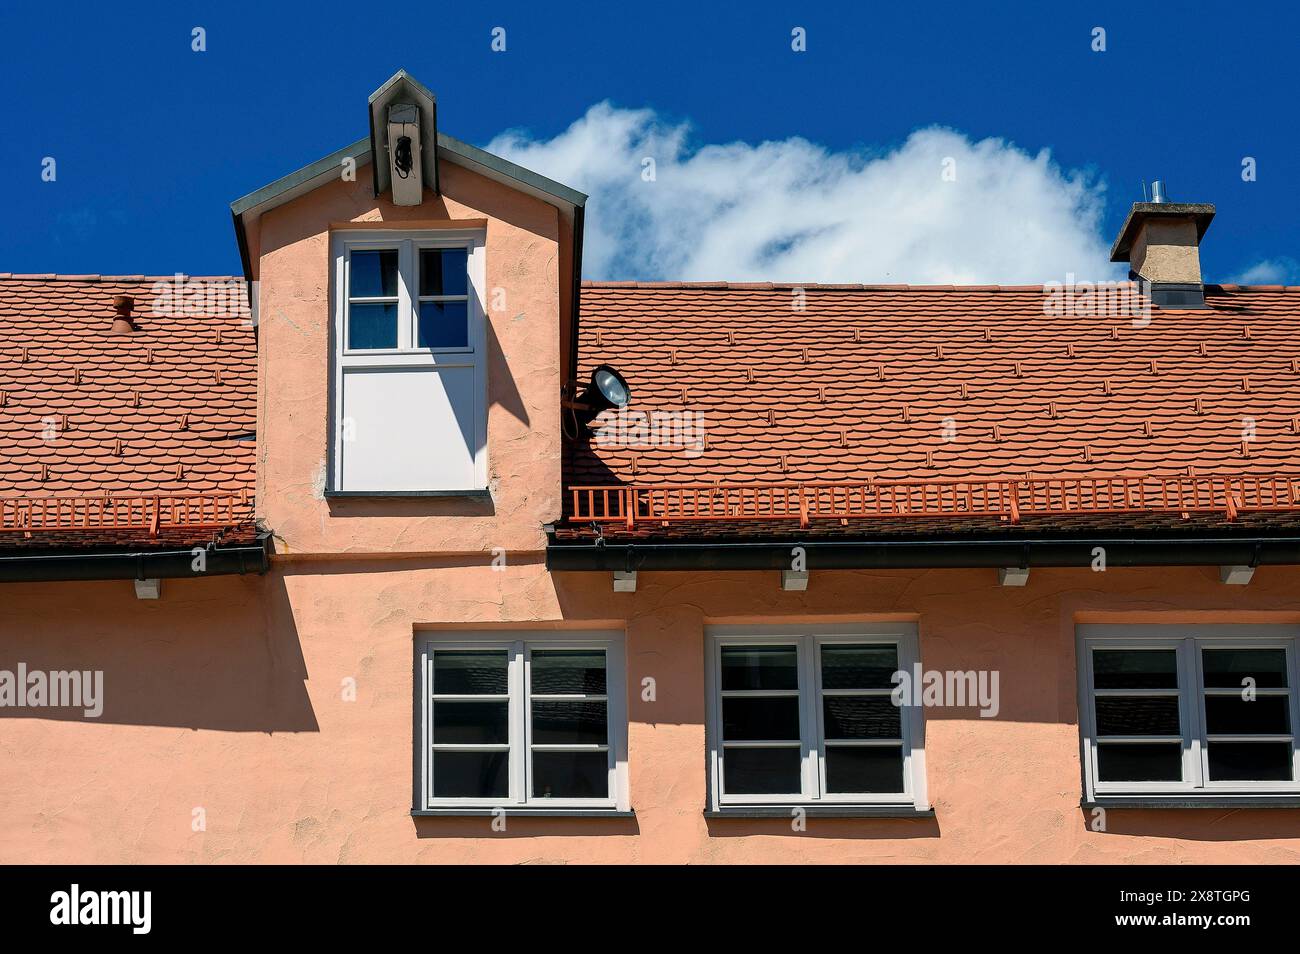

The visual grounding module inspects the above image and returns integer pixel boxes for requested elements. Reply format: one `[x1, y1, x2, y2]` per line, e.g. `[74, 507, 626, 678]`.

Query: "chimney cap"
[110, 293, 136, 333]
[1110, 202, 1215, 262]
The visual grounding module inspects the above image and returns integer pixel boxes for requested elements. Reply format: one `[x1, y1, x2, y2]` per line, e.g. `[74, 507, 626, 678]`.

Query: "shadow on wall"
[706, 816, 940, 840]
[547, 568, 1046, 728]
[326, 493, 496, 520]
[1083, 807, 1300, 841]
[549, 565, 1296, 728]
[412, 815, 640, 839]
[320, 243, 532, 525]
[0, 572, 318, 732]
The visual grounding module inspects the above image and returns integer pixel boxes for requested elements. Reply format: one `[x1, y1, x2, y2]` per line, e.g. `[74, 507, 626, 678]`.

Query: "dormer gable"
[228, 71, 586, 554]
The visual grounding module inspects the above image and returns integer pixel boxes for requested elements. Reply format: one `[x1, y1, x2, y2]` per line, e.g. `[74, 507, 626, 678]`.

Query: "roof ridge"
[0, 274, 244, 282]
[582, 281, 1092, 291]
[6, 276, 1296, 291]
[580, 280, 1300, 292]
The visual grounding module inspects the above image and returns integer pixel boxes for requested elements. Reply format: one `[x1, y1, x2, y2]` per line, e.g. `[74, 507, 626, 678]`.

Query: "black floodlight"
[575, 364, 631, 428]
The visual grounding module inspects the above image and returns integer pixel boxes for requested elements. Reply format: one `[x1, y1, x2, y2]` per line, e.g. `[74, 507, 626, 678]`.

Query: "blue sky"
[2, 0, 1296, 282]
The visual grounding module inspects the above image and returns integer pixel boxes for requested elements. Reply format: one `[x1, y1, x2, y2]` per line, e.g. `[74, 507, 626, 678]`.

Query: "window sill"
[326, 489, 491, 499]
[412, 808, 635, 818]
[1084, 796, 1300, 810]
[705, 805, 934, 819]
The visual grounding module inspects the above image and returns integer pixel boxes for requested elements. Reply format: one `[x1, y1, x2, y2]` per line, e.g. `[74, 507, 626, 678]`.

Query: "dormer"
[228, 71, 587, 554]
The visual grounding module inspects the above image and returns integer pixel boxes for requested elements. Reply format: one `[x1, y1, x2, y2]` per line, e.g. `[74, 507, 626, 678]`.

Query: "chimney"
[1109, 184, 1215, 308]
[111, 294, 135, 333]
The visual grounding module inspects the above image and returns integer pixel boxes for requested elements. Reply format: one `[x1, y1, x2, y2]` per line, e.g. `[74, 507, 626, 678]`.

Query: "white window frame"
[329, 229, 488, 493]
[416, 631, 629, 812]
[705, 623, 928, 812]
[1077, 624, 1300, 802]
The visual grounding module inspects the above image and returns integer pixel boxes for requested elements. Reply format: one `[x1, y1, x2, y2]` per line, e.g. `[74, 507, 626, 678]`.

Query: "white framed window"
[705, 623, 928, 812]
[1078, 624, 1300, 802]
[330, 230, 487, 494]
[416, 631, 629, 812]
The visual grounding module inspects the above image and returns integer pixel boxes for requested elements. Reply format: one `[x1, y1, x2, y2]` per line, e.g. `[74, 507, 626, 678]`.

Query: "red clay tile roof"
[565, 282, 1300, 539]
[0, 275, 257, 551]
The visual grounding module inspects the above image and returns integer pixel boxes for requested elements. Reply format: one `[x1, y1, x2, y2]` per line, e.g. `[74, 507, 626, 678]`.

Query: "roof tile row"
[568, 284, 1300, 496]
[0, 276, 256, 499]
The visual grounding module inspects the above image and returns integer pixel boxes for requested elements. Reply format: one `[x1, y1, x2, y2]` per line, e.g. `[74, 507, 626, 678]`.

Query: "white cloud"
[487, 103, 1119, 284]
[1226, 258, 1298, 285]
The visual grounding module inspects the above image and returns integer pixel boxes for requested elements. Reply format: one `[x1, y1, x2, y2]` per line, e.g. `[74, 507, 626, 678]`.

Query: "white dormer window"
[329, 230, 487, 494]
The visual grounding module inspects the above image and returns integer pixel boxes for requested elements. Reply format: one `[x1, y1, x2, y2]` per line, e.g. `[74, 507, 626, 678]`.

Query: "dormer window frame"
[338, 234, 480, 357]
[328, 227, 489, 496]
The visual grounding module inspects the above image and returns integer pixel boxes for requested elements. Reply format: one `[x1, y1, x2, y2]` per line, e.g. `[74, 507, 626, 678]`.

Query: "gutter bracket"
[999, 566, 1031, 587]
[781, 569, 810, 591]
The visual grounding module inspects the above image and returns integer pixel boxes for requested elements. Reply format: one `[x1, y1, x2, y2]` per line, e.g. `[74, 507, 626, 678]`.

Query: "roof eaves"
[0, 534, 271, 583]
[229, 137, 372, 287]
[545, 533, 1300, 572]
[226, 124, 588, 378]
[230, 131, 586, 222]
[435, 132, 587, 209]
[230, 136, 372, 218]
[228, 132, 586, 287]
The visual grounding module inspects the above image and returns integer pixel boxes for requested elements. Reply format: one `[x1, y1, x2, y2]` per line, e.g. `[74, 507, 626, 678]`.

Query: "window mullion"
[510, 640, 527, 805]
[1184, 636, 1206, 788]
[800, 636, 820, 800]
[397, 241, 414, 350]
[1290, 641, 1300, 785]
[812, 635, 830, 801]
[423, 649, 433, 808]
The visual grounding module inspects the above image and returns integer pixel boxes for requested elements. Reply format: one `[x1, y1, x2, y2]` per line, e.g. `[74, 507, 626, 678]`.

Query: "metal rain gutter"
[0, 537, 272, 583]
[546, 535, 1300, 572]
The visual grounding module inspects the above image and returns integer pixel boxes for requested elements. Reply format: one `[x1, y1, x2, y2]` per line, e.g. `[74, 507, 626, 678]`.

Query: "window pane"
[531, 700, 608, 744]
[723, 747, 801, 795]
[1093, 649, 1178, 690]
[722, 696, 800, 741]
[417, 301, 469, 349]
[532, 750, 608, 798]
[350, 249, 398, 298]
[1207, 742, 1293, 781]
[432, 700, 508, 744]
[1202, 649, 1288, 689]
[721, 645, 798, 691]
[825, 745, 904, 793]
[1095, 696, 1181, 737]
[1096, 742, 1182, 781]
[531, 650, 606, 695]
[419, 247, 468, 297]
[434, 650, 507, 695]
[1204, 695, 1291, 735]
[347, 302, 397, 349]
[433, 750, 508, 798]
[821, 644, 898, 690]
[822, 696, 901, 739]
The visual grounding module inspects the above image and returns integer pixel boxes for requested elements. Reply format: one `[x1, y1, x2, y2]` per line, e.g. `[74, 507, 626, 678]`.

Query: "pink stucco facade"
[5, 565, 1300, 863]
[4, 134, 1300, 866]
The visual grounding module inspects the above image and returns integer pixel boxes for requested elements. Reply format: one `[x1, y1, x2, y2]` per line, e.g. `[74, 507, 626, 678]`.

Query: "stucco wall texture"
[254, 161, 562, 556]
[4, 562, 1300, 864]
